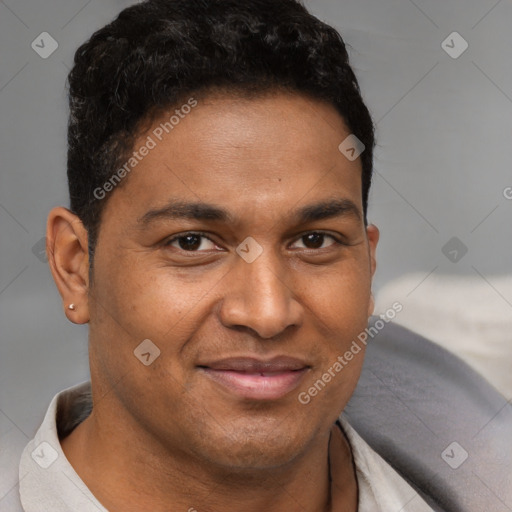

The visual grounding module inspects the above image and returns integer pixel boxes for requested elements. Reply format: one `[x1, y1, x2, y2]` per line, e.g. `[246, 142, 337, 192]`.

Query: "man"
[18, 0, 435, 510]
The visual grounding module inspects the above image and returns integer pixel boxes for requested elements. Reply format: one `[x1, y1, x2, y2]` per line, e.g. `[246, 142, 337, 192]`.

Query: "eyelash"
[163, 231, 345, 252]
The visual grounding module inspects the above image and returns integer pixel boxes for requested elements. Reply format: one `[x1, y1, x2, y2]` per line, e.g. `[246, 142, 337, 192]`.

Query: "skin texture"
[47, 92, 379, 512]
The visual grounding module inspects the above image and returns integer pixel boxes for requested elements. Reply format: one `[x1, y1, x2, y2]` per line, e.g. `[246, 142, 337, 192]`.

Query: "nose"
[218, 249, 303, 339]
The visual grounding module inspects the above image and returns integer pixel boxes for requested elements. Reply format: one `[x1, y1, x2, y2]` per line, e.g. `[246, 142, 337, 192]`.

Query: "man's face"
[86, 92, 378, 469]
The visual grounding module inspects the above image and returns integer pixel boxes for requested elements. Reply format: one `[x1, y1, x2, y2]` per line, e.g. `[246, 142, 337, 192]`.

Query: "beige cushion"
[375, 273, 512, 399]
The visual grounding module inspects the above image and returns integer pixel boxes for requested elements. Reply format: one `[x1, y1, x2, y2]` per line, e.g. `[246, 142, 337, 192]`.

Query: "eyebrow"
[137, 198, 361, 226]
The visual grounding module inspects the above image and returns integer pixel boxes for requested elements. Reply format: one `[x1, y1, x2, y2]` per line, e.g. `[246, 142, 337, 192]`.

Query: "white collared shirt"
[15, 381, 434, 511]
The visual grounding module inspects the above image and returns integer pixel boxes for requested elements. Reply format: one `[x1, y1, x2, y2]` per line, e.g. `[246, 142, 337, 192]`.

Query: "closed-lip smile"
[197, 356, 311, 400]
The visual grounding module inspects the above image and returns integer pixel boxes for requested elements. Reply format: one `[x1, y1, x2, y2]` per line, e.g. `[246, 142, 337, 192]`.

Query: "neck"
[61, 394, 357, 512]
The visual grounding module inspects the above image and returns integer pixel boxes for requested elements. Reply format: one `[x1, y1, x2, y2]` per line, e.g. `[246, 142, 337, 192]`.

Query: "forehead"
[103, 92, 363, 223]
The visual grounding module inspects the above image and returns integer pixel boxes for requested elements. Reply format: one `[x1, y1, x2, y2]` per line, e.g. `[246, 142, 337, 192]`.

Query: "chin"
[191, 420, 312, 471]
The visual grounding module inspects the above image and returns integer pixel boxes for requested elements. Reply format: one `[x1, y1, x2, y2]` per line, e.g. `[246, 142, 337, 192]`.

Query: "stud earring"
[68, 304, 76, 311]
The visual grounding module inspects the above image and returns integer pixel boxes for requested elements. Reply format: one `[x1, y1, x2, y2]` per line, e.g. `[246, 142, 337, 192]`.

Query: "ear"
[366, 224, 379, 317]
[46, 207, 90, 324]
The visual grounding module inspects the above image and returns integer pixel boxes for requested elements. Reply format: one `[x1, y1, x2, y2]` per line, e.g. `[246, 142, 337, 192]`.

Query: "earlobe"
[366, 223, 379, 278]
[366, 224, 379, 318]
[46, 207, 90, 324]
[368, 292, 375, 318]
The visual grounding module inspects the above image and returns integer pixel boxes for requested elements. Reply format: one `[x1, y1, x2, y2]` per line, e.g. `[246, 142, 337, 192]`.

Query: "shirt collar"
[19, 381, 107, 512]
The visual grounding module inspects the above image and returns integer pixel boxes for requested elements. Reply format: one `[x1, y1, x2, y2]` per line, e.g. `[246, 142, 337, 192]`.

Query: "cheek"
[296, 259, 371, 404]
[125, 268, 226, 342]
[88, 265, 228, 403]
[91, 251, 213, 339]
[302, 258, 372, 327]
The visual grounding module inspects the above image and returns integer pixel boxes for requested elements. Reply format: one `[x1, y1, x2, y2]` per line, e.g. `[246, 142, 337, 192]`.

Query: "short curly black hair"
[67, 0, 375, 258]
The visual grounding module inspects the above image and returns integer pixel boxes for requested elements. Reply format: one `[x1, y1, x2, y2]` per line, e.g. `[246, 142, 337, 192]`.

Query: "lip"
[197, 356, 310, 400]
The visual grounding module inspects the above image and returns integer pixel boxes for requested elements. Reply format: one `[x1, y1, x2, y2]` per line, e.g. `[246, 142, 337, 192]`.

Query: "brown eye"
[291, 232, 339, 250]
[165, 233, 217, 251]
[177, 234, 202, 251]
[302, 232, 324, 249]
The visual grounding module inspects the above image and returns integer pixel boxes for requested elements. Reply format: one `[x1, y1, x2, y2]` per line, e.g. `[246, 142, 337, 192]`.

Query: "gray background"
[1, 0, 511, 494]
